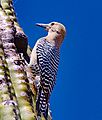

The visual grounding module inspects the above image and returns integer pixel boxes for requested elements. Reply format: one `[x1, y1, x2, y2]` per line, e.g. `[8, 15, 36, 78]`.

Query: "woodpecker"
[29, 22, 66, 119]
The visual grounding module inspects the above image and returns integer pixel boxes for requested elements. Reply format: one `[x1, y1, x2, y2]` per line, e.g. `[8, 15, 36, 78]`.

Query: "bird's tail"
[36, 86, 49, 119]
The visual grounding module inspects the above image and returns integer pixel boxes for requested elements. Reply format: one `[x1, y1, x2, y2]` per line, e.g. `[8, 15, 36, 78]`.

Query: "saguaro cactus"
[0, 0, 52, 120]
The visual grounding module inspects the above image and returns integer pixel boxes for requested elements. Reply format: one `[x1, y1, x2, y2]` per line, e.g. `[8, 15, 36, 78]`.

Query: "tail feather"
[36, 86, 48, 119]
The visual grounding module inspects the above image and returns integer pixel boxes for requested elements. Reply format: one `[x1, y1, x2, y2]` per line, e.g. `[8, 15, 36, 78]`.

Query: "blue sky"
[15, 0, 102, 120]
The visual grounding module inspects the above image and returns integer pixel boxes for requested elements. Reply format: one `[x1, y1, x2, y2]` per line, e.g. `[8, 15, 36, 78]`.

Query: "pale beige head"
[36, 22, 66, 48]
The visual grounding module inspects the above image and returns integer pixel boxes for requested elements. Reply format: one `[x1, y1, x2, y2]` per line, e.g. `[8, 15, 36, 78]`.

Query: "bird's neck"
[45, 32, 62, 48]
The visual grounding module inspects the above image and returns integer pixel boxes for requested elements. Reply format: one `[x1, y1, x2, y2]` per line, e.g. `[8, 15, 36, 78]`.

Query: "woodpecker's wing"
[36, 38, 60, 96]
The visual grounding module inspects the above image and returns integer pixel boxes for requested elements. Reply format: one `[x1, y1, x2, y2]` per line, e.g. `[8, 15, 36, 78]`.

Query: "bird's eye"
[51, 23, 55, 26]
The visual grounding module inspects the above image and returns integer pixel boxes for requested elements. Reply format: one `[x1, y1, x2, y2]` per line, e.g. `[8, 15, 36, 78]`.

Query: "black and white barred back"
[36, 37, 60, 118]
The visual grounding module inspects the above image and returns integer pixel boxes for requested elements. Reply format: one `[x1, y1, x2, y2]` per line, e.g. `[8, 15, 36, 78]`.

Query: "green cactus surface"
[0, 0, 52, 120]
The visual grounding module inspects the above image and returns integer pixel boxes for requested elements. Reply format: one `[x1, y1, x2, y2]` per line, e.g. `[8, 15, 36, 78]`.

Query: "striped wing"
[36, 39, 60, 97]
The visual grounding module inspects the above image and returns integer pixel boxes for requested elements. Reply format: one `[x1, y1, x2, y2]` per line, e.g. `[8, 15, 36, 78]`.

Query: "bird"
[28, 22, 66, 120]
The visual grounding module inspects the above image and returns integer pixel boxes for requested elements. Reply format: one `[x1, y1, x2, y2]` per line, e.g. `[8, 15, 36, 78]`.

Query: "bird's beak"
[36, 23, 50, 31]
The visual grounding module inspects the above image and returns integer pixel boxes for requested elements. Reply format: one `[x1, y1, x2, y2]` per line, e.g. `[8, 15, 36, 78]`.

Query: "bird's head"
[36, 22, 66, 47]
